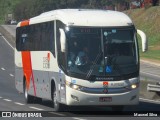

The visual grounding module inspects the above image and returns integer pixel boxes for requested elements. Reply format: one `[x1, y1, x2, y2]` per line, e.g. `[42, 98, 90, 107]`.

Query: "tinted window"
[16, 21, 55, 56]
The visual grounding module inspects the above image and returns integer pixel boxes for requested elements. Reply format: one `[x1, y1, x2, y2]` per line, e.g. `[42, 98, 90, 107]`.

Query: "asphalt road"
[1, 25, 16, 38]
[0, 25, 160, 120]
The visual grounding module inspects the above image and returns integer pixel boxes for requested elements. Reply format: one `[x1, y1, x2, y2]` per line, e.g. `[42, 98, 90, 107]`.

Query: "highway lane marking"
[140, 98, 160, 104]
[72, 117, 87, 120]
[14, 102, 25, 106]
[2, 36, 14, 50]
[9, 74, 14, 77]
[140, 71, 160, 78]
[48, 112, 66, 116]
[29, 106, 44, 111]
[1, 68, 5, 71]
[3, 99, 12, 102]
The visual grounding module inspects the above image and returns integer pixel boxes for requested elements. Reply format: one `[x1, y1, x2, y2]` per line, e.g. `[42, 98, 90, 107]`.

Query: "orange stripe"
[21, 51, 32, 90]
[47, 53, 50, 61]
[21, 51, 36, 96]
[20, 20, 30, 27]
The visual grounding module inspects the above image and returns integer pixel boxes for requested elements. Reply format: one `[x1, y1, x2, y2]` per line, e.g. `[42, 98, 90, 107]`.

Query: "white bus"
[15, 9, 147, 111]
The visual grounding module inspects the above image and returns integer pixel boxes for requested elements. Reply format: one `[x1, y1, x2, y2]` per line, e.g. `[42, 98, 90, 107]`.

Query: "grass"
[125, 6, 160, 61]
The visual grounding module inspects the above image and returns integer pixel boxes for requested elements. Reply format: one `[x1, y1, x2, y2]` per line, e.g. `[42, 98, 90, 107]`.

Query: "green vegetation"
[0, 0, 21, 24]
[125, 6, 160, 61]
[0, 0, 132, 23]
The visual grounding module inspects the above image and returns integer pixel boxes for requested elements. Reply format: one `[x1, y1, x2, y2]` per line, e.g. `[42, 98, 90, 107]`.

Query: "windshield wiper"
[87, 75, 96, 81]
[86, 51, 102, 79]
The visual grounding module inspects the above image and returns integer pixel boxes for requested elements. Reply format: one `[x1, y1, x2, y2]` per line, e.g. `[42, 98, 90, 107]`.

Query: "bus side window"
[20, 26, 29, 51]
[34, 24, 41, 50]
[25, 26, 31, 50]
[16, 22, 55, 53]
[49, 22, 55, 57]
[41, 22, 46, 50]
[16, 27, 21, 51]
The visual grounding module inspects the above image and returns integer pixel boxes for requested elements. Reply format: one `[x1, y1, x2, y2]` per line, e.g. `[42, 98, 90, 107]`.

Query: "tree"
[13, 0, 89, 20]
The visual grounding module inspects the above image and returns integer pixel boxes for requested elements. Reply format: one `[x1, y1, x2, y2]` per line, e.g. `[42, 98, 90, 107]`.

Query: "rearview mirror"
[137, 29, 148, 52]
[59, 28, 66, 52]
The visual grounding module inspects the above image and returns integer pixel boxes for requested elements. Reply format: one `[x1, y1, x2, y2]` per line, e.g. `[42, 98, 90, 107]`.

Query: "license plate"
[99, 97, 112, 102]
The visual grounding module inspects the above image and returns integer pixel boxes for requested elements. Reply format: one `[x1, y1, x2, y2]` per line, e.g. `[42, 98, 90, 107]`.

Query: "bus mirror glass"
[137, 29, 148, 52]
[59, 28, 66, 52]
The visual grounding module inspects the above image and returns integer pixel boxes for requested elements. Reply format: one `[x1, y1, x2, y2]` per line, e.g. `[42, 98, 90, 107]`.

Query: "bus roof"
[17, 9, 133, 27]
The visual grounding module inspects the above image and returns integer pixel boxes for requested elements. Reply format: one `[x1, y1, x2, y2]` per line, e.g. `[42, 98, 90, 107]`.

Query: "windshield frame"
[64, 25, 139, 81]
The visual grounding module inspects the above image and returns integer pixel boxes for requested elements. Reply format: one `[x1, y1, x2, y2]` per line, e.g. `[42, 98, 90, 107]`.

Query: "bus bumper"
[66, 86, 139, 106]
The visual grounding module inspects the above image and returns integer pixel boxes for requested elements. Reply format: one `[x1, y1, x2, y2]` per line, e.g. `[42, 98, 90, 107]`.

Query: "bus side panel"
[48, 70, 67, 104]
[15, 49, 67, 102]
[15, 49, 23, 93]
[29, 51, 60, 100]
[30, 70, 51, 99]
[16, 51, 51, 98]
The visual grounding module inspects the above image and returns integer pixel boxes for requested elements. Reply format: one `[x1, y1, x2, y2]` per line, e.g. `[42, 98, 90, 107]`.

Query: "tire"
[52, 87, 64, 111]
[112, 106, 124, 111]
[24, 80, 34, 103]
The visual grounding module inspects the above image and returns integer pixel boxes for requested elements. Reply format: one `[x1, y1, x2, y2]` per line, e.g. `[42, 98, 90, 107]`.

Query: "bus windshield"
[66, 27, 138, 81]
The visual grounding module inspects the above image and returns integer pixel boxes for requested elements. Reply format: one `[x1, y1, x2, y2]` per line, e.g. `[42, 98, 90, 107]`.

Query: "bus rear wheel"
[24, 80, 34, 103]
[52, 87, 64, 111]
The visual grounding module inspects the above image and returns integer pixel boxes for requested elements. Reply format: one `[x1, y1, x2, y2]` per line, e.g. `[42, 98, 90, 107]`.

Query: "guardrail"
[147, 84, 160, 92]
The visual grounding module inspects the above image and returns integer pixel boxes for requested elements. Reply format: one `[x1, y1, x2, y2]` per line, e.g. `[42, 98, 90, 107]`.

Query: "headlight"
[131, 84, 137, 89]
[126, 83, 139, 90]
[72, 84, 80, 90]
[66, 81, 83, 91]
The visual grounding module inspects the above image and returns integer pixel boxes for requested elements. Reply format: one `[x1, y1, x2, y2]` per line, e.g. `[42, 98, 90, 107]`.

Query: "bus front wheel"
[52, 87, 64, 111]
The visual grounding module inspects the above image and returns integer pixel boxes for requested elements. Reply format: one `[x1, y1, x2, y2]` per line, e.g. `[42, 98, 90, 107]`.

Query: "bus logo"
[43, 53, 50, 69]
[103, 81, 108, 88]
